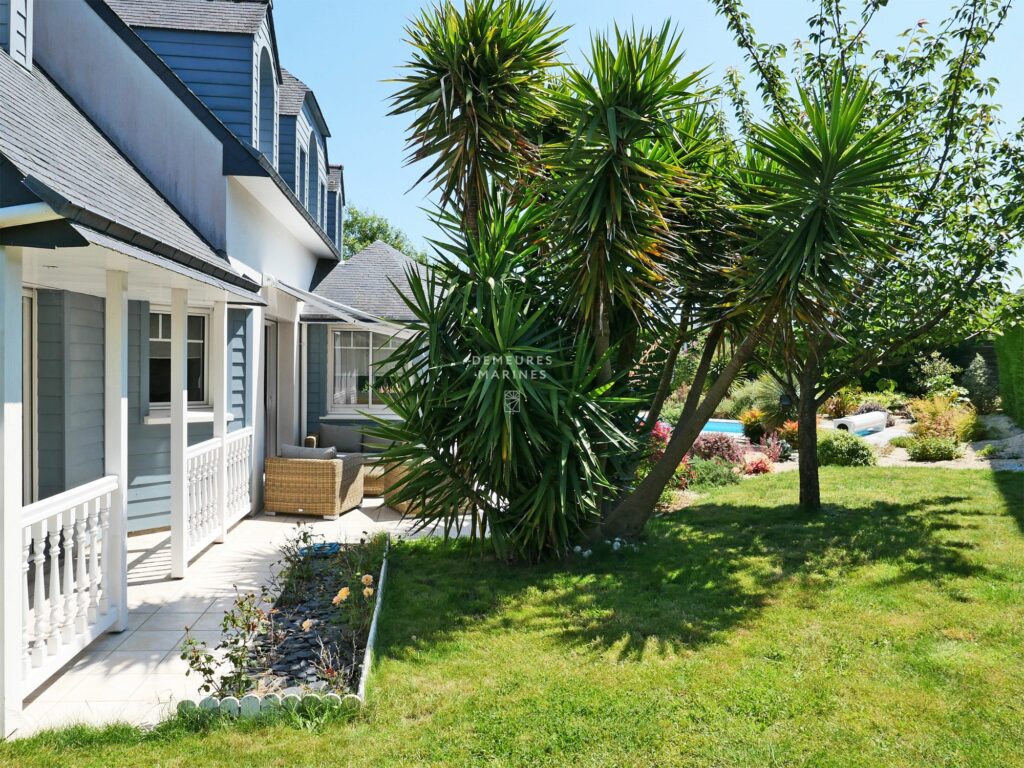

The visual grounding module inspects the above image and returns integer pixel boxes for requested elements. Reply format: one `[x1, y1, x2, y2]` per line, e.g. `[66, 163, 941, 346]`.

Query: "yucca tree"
[389, 0, 566, 236]
[602, 71, 917, 536]
[547, 24, 705, 385]
[369, 194, 634, 560]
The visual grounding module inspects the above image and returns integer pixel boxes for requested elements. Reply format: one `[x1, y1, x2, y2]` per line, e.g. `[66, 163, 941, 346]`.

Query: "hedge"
[994, 326, 1024, 427]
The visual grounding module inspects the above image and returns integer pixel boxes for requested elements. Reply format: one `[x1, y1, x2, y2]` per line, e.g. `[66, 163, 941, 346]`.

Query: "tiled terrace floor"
[17, 500, 424, 737]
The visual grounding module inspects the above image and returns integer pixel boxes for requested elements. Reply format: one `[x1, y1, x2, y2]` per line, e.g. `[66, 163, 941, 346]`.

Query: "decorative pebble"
[612, 541, 621, 551]
[573, 545, 582, 553]
[240, 695, 261, 718]
[582, 549, 592, 558]
[219, 696, 240, 716]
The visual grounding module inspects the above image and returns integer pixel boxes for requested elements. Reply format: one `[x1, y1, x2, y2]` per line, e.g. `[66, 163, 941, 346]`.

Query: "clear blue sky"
[275, 0, 1024, 285]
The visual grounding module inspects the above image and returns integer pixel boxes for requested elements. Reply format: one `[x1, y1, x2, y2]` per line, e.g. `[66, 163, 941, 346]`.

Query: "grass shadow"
[378, 472, 995, 665]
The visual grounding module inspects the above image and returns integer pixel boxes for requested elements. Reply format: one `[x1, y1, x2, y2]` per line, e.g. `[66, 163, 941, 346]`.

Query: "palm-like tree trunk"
[797, 368, 821, 510]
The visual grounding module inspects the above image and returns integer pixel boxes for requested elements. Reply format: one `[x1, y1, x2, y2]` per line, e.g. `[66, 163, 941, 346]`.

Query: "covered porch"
[0, 233, 279, 736]
[15, 502, 415, 737]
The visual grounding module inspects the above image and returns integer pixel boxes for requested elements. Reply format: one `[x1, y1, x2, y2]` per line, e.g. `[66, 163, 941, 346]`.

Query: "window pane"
[334, 330, 349, 348]
[187, 341, 203, 360]
[149, 359, 171, 403]
[187, 315, 205, 341]
[150, 340, 171, 359]
[333, 347, 369, 406]
[371, 346, 396, 404]
[350, 331, 369, 348]
[149, 313, 163, 339]
[187, 358, 203, 402]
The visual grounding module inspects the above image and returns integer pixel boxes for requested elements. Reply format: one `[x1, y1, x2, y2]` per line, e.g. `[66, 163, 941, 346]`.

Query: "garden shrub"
[913, 351, 961, 394]
[875, 377, 897, 392]
[739, 408, 766, 442]
[688, 457, 740, 489]
[817, 430, 877, 467]
[691, 433, 744, 463]
[961, 353, 999, 414]
[716, 378, 759, 419]
[909, 395, 978, 441]
[889, 435, 915, 449]
[778, 419, 799, 444]
[994, 327, 1024, 427]
[758, 433, 790, 462]
[906, 437, 964, 462]
[821, 386, 862, 418]
[743, 454, 774, 475]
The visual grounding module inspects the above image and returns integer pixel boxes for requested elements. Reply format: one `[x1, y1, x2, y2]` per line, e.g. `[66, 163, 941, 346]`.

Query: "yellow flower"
[332, 586, 351, 605]
[363, 587, 374, 599]
[301, 619, 316, 632]
[361, 574, 374, 586]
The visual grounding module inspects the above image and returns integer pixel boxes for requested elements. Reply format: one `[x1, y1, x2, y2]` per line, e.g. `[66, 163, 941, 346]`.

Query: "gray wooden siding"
[228, 308, 249, 431]
[306, 323, 326, 435]
[0, 0, 10, 51]
[279, 114, 296, 190]
[327, 190, 339, 247]
[36, 290, 66, 500]
[35, 290, 106, 500]
[135, 27, 254, 145]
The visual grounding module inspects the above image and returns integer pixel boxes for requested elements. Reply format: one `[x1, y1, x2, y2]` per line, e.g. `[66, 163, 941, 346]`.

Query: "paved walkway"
[17, 501, 422, 737]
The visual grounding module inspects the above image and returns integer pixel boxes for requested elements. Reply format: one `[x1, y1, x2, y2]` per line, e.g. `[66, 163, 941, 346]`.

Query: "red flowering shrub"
[743, 454, 774, 475]
[778, 420, 799, 444]
[758, 433, 784, 462]
[691, 433, 744, 463]
[646, 420, 673, 462]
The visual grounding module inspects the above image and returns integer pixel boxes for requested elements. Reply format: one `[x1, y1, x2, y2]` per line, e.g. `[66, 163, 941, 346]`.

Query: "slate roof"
[0, 52, 257, 291]
[328, 165, 343, 192]
[279, 68, 310, 116]
[306, 240, 426, 322]
[104, 0, 269, 35]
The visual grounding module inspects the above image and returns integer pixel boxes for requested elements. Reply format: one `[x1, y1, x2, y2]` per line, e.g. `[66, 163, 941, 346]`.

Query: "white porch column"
[249, 304, 264, 512]
[169, 288, 189, 579]
[0, 246, 24, 737]
[277, 314, 300, 449]
[104, 271, 129, 632]
[210, 300, 228, 543]
[299, 322, 308, 445]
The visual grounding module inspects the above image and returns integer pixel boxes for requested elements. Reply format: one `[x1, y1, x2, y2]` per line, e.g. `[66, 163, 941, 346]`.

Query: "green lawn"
[5, 468, 1024, 767]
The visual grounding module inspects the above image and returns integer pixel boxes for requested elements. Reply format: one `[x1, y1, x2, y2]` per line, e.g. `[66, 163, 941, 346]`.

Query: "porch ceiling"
[19, 241, 264, 306]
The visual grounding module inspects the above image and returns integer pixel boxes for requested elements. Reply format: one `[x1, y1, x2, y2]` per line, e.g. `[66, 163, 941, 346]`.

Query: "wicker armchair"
[264, 454, 365, 520]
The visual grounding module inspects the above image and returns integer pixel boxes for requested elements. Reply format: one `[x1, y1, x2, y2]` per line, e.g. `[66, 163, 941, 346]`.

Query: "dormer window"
[257, 48, 276, 162]
[299, 147, 307, 206]
[307, 131, 319, 221]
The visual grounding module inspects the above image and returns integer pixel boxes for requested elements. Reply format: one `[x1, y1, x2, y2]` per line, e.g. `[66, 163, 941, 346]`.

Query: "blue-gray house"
[0, 0, 411, 733]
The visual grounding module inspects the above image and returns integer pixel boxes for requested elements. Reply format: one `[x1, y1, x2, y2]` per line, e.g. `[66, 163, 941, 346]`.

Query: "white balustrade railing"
[184, 427, 254, 559]
[185, 437, 222, 556]
[224, 427, 254, 526]
[21, 475, 121, 694]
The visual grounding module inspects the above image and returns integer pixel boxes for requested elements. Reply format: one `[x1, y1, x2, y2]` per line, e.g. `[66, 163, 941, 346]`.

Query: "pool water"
[701, 419, 745, 435]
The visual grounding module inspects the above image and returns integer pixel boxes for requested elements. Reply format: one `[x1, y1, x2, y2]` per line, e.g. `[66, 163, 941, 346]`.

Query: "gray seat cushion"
[361, 434, 395, 453]
[280, 443, 337, 460]
[319, 423, 363, 453]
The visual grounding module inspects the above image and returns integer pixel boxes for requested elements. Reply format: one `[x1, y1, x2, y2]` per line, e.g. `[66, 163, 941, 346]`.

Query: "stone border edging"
[176, 535, 391, 719]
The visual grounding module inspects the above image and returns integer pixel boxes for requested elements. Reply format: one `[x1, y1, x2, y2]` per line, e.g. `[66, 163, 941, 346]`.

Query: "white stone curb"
[176, 536, 391, 719]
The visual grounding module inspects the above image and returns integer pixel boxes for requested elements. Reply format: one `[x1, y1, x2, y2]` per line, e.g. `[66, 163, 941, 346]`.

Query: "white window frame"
[147, 307, 211, 409]
[324, 324, 400, 416]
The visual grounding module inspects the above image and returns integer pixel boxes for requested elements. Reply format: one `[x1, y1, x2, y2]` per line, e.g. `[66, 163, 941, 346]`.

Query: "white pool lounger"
[832, 411, 888, 435]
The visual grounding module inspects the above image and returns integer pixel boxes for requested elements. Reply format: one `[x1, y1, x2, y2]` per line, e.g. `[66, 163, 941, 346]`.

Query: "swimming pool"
[701, 419, 744, 435]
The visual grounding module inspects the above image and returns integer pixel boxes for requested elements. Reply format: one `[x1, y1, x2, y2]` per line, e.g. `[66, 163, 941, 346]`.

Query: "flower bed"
[180, 527, 388, 702]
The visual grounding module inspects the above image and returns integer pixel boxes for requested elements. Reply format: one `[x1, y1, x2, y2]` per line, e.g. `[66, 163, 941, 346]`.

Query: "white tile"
[116, 630, 185, 652]
[138, 611, 203, 631]
[88, 631, 130, 651]
[98, 650, 170, 675]
[188, 612, 225, 631]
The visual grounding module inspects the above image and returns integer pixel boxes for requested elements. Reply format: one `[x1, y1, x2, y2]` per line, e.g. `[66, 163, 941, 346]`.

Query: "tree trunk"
[646, 320, 688, 428]
[797, 371, 821, 510]
[602, 319, 768, 538]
